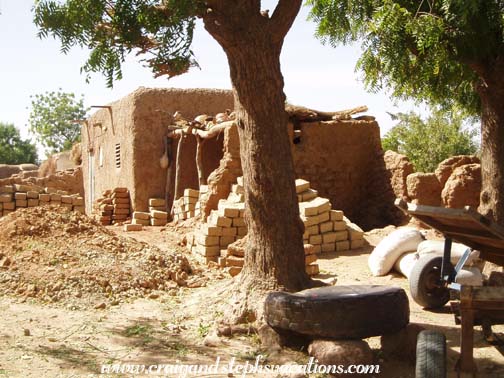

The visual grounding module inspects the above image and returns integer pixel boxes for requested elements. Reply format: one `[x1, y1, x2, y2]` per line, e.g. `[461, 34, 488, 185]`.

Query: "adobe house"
[81, 87, 234, 214]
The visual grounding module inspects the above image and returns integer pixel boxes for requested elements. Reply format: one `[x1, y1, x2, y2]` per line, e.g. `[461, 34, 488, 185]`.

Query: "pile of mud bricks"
[94, 188, 130, 225]
[0, 184, 84, 217]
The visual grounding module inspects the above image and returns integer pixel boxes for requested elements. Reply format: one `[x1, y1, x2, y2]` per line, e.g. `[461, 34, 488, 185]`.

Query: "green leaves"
[34, 0, 203, 87]
[382, 107, 479, 172]
[0, 123, 38, 165]
[308, 0, 504, 115]
[28, 90, 87, 154]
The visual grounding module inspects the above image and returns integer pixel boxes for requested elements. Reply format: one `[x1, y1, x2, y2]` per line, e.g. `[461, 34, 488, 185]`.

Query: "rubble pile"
[93, 187, 131, 225]
[0, 206, 194, 306]
[0, 184, 84, 218]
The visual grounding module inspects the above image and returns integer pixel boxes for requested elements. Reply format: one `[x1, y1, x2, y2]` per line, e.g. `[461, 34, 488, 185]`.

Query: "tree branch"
[269, 0, 302, 42]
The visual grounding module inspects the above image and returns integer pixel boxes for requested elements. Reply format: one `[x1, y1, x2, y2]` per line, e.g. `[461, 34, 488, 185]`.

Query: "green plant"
[122, 324, 154, 344]
[197, 322, 210, 338]
[0, 123, 38, 164]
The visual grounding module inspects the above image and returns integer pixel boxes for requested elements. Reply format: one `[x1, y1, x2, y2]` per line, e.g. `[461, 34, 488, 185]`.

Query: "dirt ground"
[0, 212, 503, 378]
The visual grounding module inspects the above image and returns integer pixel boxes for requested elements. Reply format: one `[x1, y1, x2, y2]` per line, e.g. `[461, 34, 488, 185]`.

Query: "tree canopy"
[0, 123, 38, 165]
[308, 0, 504, 114]
[28, 90, 87, 154]
[382, 108, 479, 172]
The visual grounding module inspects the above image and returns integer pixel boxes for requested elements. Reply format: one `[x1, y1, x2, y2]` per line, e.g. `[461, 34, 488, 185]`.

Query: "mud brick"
[301, 214, 319, 227]
[61, 203, 73, 210]
[0, 193, 13, 203]
[306, 263, 319, 276]
[231, 184, 244, 194]
[218, 204, 240, 218]
[319, 221, 333, 234]
[232, 217, 246, 227]
[336, 240, 350, 251]
[200, 224, 222, 236]
[237, 176, 244, 186]
[73, 206, 85, 214]
[113, 197, 130, 204]
[220, 236, 235, 247]
[149, 206, 166, 212]
[301, 188, 318, 202]
[61, 195, 73, 204]
[3, 202, 14, 210]
[184, 188, 199, 198]
[150, 210, 168, 219]
[237, 227, 247, 237]
[295, 179, 310, 194]
[305, 254, 318, 265]
[187, 210, 196, 218]
[124, 224, 142, 231]
[330, 210, 344, 221]
[208, 211, 233, 228]
[199, 185, 209, 194]
[333, 221, 346, 231]
[322, 232, 337, 244]
[101, 204, 114, 211]
[307, 225, 319, 235]
[113, 187, 128, 193]
[26, 191, 39, 199]
[14, 192, 27, 200]
[318, 211, 330, 223]
[39, 193, 50, 202]
[227, 266, 242, 277]
[132, 211, 150, 220]
[72, 197, 84, 206]
[16, 199, 27, 208]
[112, 191, 129, 199]
[311, 197, 331, 214]
[115, 203, 130, 209]
[351, 239, 365, 249]
[132, 218, 149, 226]
[304, 244, 316, 255]
[50, 194, 62, 202]
[312, 245, 322, 254]
[100, 210, 113, 216]
[45, 187, 57, 194]
[347, 223, 364, 240]
[99, 216, 112, 222]
[114, 208, 130, 215]
[299, 202, 317, 217]
[309, 234, 322, 245]
[221, 227, 237, 237]
[149, 198, 165, 207]
[218, 256, 227, 268]
[184, 203, 196, 212]
[14, 184, 32, 192]
[194, 244, 220, 257]
[0, 203, 2, 211]
[195, 232, 219, 246]
[226, 255, 244, 267]
[334, 230, 349, 242]
[101, 198, 113, 205]
[0, 185, 14, 193]
[185, 196, 198, 204]
[321, 243, 335, 253]
[150, 218, 166, 226]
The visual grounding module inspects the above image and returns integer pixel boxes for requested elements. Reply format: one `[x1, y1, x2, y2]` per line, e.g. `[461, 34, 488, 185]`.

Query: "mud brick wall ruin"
[83, 87, 234, 213]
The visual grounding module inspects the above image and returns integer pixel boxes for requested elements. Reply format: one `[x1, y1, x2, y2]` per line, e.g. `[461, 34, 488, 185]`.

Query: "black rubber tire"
[410, 255, 450, 309]
[264, 285, 409, 339]
[415, 330, 446, 378]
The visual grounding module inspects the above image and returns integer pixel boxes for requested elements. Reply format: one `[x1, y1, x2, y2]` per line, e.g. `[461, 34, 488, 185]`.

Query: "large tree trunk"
[203, 1, 311, 296]
[476, 58, 504, 225]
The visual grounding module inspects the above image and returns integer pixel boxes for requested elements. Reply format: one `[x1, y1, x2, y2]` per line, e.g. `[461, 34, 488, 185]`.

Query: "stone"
[308, 339, 374, 372]
[380, 323, 425, 362]
[94, 302, 106, 310]
[441, 163, 481, 209]
[435, 155, 480, 188]
[384, 150, 415, 201]
[406, 172, 442, 206]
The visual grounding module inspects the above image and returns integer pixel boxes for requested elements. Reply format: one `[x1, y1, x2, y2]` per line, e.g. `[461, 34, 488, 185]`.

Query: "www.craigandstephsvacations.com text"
[100, 355, 380, 377]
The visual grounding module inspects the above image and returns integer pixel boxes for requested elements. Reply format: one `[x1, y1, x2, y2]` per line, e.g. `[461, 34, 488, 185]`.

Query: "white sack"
[417, 240, 480, 266]
[393, 251, 419, 280]
[455, 267, 484, 286]
[368, 227, 424, 276]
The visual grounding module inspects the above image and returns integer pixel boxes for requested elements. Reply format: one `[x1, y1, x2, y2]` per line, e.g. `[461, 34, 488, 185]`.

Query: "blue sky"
[0, 0, 420, 155]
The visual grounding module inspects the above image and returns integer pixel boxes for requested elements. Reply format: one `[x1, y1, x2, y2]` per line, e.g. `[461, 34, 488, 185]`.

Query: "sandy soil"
[0, 224, 502, 378]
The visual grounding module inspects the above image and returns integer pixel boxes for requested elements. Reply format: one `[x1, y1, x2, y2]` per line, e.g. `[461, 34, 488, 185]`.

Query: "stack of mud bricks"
[94, 188, 130, 225]
[298, 178, 365, 256]
[148, 198, 168, 226]
[173, 189, 200, 221]
[187, 186, 247, 263]
[0, 184, 84, 217]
